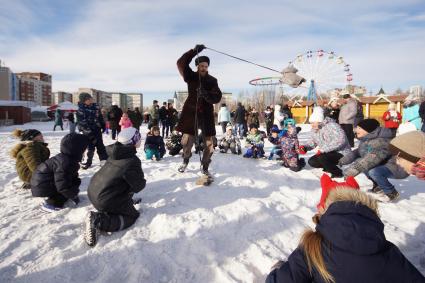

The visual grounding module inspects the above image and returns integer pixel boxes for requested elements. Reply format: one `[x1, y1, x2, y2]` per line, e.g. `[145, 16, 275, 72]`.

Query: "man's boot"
[201, 162, 210, 176]
[178, 158, 189, 173]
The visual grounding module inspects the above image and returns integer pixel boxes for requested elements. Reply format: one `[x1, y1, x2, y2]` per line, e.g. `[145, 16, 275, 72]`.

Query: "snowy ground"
[0, 122, 424, 283]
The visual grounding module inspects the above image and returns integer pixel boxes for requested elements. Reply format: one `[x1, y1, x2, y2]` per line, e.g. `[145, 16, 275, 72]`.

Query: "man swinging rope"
[176, 44, 222, 179]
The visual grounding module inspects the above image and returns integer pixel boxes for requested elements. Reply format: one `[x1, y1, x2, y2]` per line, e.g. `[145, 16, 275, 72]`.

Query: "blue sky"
[1, 0, 424, 105]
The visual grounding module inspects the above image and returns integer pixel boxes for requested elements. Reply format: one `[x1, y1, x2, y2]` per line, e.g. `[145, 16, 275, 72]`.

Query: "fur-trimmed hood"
[317, 189, 385, 255]
[324, 188, 378, 215]
[10, 141, 48, 159]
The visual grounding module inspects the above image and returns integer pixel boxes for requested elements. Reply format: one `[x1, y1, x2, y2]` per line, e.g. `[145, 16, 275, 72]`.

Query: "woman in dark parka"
[266, 188, 424, 283]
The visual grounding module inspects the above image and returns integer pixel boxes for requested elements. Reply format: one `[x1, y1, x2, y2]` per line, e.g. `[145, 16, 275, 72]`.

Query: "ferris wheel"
[249, 49, 353, 103]
[282, 49, 353, 101]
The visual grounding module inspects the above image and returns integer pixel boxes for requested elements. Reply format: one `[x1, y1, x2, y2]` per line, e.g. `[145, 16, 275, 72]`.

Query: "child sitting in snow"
[268, 126, 282, 160]
[11, 129, 50, 190]
[166, 131, 183, 156]
[85, 127, 146, 247]
[280, 124, 305, 172]
[243, 124, 265, 158]
[119, 112, 133, 129]
[219, 124, 242, 155]
[30, 133, 89, 212]
[144, 126, 166, 160]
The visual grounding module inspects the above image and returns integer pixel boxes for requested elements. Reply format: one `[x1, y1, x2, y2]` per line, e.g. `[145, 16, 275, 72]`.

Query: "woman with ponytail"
[266, 174, 424, 283]
[10, 129, 50, 190]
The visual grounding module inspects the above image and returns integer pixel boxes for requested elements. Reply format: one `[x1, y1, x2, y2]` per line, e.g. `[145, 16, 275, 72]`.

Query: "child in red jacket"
[382, 103, 401, 137]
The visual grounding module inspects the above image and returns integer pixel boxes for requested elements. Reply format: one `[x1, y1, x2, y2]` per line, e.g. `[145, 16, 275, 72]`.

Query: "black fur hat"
[195, 56, 210, 66]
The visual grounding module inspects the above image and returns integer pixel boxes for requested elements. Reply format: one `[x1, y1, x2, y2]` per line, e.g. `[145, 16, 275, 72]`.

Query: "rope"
[194, 47, 203, 166]
[206, 47, 282, 74]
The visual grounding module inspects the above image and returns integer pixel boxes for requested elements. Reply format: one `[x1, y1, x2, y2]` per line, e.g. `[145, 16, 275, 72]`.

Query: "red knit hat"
[317, 174, 360, 210]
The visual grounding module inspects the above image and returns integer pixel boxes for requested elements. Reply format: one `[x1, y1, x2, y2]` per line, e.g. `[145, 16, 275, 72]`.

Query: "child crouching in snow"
[219, 125, 242, 154]
[166, 131, 183, 156]
[243, 124, 265, 158]
[11, 129, 50, 190]
[268, 126, 282, 160]
[85, 127, 146, 247]
[280, 124, 305, 171]
[30, 133, 89, 212]
[266, 174, 425, 283]
[144, 126, 166, 160]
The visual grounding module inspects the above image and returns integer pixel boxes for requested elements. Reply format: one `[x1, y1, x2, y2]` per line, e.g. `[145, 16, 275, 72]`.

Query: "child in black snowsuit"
[30, 133, 89, 212]
[144, 126, 166, 160]
[166, 131, 183, 156]
[85, 127, 146, 247]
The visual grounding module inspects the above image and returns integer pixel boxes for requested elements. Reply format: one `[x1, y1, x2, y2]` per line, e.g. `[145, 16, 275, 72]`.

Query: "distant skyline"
[1, 0, 424, 105]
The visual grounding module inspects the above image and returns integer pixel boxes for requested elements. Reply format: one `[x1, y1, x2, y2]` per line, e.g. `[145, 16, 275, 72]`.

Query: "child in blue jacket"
[268, 126, 282, 160]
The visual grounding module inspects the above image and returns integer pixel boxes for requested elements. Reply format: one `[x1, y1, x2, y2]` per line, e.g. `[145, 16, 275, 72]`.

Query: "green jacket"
[55, 110, 63, 126]
[149, 106, 159, 121]
[246, 132, 264, 146]
[11, 141, 50, 183]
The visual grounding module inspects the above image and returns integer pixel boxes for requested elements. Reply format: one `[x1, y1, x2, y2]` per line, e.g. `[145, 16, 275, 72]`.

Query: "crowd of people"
[7, 44, 425, 281]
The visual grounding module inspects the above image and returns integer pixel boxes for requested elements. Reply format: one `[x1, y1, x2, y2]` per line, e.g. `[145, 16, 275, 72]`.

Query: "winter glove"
[298, 145, 307, 155]
[193, 44, 206, 53]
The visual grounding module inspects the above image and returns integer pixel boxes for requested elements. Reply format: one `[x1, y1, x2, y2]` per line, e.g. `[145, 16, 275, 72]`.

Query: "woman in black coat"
[107, 104, 123, 140]
[31, 133, 89, 211]
[266, 188, 424, 283]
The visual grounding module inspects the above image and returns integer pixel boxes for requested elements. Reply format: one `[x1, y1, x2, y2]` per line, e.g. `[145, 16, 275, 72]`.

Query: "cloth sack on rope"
[280, 65, 305, 88]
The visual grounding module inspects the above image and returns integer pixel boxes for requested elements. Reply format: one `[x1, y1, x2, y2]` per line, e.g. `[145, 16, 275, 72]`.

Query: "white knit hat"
[309, 106, 324, 123]
[118, 127, 141, 145]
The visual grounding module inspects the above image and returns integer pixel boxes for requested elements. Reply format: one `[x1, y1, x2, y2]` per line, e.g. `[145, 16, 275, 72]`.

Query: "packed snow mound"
[0, 122, 424, 282]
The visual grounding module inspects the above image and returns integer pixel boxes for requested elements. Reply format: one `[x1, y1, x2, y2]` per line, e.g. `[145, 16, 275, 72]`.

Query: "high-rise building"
[111, 93, 127, 109]
[73, 88, 112, 108]
[126, 93, 143, 110]
[52, 91, 73, 105]
[0, 62, 19, 101]
[409, 85, 423, 97]
[16, 72, 52, 106]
